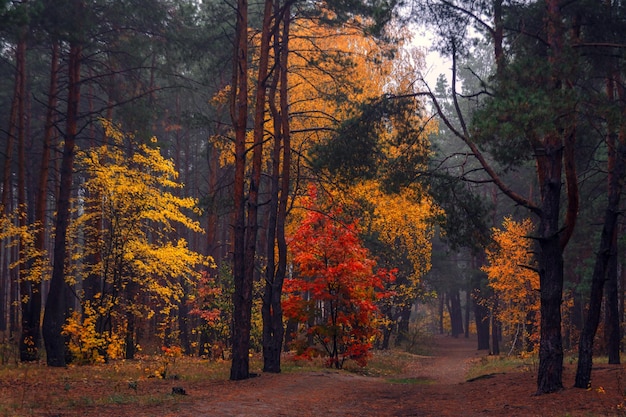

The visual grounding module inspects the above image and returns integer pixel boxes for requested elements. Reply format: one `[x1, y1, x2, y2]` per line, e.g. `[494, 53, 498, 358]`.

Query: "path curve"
[406, 334, 484, 384]
[181, 335, 484, 417]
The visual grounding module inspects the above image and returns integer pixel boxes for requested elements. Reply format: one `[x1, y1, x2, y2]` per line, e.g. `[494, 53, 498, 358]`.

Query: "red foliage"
[283, 186, 395, 368]
[189, 272, 222, 325]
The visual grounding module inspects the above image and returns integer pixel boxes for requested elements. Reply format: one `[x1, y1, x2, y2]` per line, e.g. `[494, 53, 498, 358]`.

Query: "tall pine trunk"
[262, 4, 291, 373]
[20, 41, 58, 362]
[574, 72, 626, 388]
[229, 0, 250, 381]
[14, 32, 32, 362]
[43, 41, 82, 367]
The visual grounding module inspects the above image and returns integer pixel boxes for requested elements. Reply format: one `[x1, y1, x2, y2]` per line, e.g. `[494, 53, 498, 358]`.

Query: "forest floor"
[5, 335, 626, 416]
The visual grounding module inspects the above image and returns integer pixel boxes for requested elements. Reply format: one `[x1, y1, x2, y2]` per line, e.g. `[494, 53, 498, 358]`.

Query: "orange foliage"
[483, 217, 540, 352]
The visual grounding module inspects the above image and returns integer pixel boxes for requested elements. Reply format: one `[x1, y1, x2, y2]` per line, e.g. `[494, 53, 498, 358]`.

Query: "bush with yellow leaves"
[62, 302, 124, 364]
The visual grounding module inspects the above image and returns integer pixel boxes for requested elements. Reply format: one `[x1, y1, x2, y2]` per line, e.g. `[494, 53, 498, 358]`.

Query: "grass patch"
[344, 349, 426, 377]
[465, 354, 534, 381]
[0, 354, 234, 416]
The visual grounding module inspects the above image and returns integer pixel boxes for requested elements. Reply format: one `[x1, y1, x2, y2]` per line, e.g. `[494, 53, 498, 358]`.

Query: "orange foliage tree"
[483, 217, 540, 353]
[283, 187, 395, 368]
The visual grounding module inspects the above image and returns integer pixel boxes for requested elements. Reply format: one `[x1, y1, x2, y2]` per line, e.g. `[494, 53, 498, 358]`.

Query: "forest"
[1, 0, 626, 414]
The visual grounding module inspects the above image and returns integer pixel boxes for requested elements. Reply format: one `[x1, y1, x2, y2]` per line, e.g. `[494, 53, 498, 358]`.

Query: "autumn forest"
[1, 0, 626, 413]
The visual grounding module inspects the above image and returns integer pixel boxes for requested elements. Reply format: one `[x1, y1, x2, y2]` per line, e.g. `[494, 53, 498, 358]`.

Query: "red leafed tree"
[283, 187, 394, 368]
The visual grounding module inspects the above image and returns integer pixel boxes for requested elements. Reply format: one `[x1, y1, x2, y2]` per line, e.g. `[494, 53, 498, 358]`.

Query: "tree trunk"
[395, 304, 412, 346]
[11, 34, 33, 362]
[229, 0, 250, 381]
[605, 244, 620, 364]
[535, 178, 566, 393]
[1, 28, 20, 336]
[606, 70, 623, 365]
[574, 76, 626, 387]
[464, 287, 470, 338]
[491, 313, 500, 356]
[474, 290, 490, 350]
[447, 289, 463, 338]
[620, 258, 626, 353]
[534, 0, 579, 388]
[438, 292, 444, 335]
[125, 310, 135, 360]
[42, 41, 82, 367]
[262, 6, 291, 373]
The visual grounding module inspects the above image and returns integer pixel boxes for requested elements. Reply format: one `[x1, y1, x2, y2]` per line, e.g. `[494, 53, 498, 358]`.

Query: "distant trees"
[0, 0, 225, 364]
[418, 0, 626, 393]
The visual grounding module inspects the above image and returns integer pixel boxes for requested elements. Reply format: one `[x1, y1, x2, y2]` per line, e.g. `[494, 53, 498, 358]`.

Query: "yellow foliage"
[483, 217, 540, 351]
[0, 208, 51, 290]
[67, 120, 214, 360]
[346, 180, 440, 285]
[62, 302, 125, 364]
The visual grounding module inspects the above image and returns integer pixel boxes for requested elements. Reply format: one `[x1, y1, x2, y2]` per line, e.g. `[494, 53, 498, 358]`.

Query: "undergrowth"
[0, 354, 233, 416]
[465, 354, 534, 381]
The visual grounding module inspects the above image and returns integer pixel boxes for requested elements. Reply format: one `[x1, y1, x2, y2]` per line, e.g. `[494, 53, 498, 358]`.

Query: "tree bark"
[535, 136, 566, 393]
[605, 244, 620, 364]
[574, 72, 626, 387]
[229, 0, 250, 381]
[14, 32, 35, 362]
[474, 290, 490, 350]
[491, 313, 500, 356]
[447, 289, 463, 338]
[42, 41, 82, 367]
[262, 4, 291, 373]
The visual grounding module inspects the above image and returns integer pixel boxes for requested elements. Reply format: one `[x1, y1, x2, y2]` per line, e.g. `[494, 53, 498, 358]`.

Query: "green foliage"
[302, 0, 401, 39]
[428, 175, 491, 252]
[312, 95, 432, 193]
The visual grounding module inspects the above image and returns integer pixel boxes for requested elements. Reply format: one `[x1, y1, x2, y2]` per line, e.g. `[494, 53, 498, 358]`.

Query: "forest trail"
[400, 334, 483, 384]
[178, 335, 487, 417]
[79, 335, 626, 416]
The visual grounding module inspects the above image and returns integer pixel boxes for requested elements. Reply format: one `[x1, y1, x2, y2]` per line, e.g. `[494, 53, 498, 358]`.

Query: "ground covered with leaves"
[3, 335, 626, 416]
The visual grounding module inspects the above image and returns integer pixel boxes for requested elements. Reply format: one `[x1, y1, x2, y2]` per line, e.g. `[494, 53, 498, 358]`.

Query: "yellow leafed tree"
[63, 120, 211, 363]
[483, 217, 540, 353]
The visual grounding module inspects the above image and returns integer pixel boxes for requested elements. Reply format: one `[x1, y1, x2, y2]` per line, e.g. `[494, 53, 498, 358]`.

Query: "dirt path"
[401, 334, 483, 384]
[177, 335, 484, 417]
[80, 335, 626, 417]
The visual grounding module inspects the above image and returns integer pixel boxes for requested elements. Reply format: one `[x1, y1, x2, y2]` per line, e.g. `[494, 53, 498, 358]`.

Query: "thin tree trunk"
[438, 292, 444, 335]
[448, 289, 463, 338]
[620, 258, 626, 353]
[229, 0, 250, 381]
[1, 32, 21, 335]
[14, 33, 34, 362]
[235, 0, 272, 378]
[474, 290, 490, 350]
[42, 41, 82, 367]
[464, 287, 470, 338]
[574, 72, 626, 387]
[605, 240, 620, 364]
[262, 4, 291, 373]
[491, 313, 500, 355]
